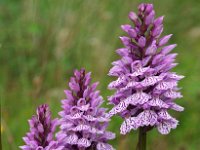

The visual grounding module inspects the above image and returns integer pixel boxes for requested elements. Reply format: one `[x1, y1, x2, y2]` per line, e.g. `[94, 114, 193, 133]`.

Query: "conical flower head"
[57, 69, 115, 150]
[20, 104, 64, 150]
[108, 3, 184, 135]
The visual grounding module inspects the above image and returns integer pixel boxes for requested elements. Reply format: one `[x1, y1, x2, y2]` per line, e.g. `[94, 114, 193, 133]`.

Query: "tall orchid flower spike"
[107, 3, 184, 150]
[20, 104, 64, 150]
[57, 68, 115, 150]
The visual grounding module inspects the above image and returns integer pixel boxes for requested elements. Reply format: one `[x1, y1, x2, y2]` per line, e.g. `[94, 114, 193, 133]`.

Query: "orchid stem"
[137, 127, 146, 150]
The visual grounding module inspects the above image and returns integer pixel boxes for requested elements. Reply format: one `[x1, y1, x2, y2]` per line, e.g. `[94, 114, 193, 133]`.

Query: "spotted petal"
[125, 92, 151, 105]
[169, 102, 184, 112]
[108, 100, 129, 116]
[158, 110, 172, 120]
[83, 115, 96, 121]
[84, 115, 110, 122]
[120, 119, 132, 135]
[97, 142, 115, 150]
[65, 112, 83, 120]
[129, 67, 150, 77]
[148, 98, 168, 108]
[120, 117, 140, 134]
[156, 81, 177, 90]
[157, 118, 178, 134]
[77, 138, 91, 148]
[71, 124, 90, 132]
[108, 76, 127, 89]
[164, 90, 183, 99]
[167, 73, 184, 80]
[65, 134, 78, 145]
[120, 81, 141, 91]
[78, 104, 90, 111]
[141, 75, 164, 87]
[137, 110, 157, 126]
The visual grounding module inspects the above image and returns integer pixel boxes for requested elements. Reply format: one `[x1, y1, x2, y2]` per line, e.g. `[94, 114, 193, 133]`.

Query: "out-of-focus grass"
[1, 0, 200, 149]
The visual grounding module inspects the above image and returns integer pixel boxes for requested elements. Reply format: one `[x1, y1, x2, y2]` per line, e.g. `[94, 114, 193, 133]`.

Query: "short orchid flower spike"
[57, 68, 115, 150]
[107, 3, 184, 149]
[20, 104, 64, 150]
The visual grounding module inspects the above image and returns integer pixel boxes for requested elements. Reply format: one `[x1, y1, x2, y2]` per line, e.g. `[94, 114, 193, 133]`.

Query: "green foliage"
[1, 0, 200, 149]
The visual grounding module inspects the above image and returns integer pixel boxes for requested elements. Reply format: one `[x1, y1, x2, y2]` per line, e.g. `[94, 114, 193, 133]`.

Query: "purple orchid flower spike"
[20, 104, 64, 150]
[107, 3, 184, 150]
[57, 68, 115, 150]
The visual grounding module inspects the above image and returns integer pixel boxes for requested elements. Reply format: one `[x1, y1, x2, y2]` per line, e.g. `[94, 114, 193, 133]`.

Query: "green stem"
[137, 127, 146, 150]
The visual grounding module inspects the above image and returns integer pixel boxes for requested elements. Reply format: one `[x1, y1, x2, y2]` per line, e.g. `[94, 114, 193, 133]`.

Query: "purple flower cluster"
[20, 3, 185, 150]
[107, 3, 184, 135]
[20, 104, 64, 150]
[57, 69, 115, 150]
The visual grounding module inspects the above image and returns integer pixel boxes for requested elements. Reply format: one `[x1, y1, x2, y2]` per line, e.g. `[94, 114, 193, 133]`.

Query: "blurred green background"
[1, 0, 200, 149]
